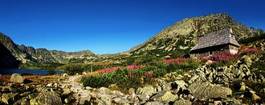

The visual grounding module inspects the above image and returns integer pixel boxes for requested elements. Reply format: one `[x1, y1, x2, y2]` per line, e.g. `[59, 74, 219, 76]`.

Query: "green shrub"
[245, 80, 265, 99]
[165, 59, 201, 72]
[63, 64, 84, 75]
[81, 75, 110, 88]
[239, 33, 265, 44]
[251, 53, 265, 71]
[82, 68, 154, 88]
[81, 58, 202, 88]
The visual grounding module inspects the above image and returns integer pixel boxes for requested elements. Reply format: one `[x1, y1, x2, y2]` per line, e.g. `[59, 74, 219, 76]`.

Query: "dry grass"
[0, 74, 63, 85]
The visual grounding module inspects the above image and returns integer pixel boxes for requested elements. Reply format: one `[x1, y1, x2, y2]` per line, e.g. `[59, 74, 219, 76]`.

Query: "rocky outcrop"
[0, 42, 20, 68]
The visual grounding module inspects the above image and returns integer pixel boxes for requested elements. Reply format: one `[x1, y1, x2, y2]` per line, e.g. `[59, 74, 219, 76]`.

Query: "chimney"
[228, 28, 233, 38]
[229, 28, 233, 34]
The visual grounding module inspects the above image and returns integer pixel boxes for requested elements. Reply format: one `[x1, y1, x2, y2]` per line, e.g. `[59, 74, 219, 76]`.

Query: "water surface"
[0, 68, 63, 75]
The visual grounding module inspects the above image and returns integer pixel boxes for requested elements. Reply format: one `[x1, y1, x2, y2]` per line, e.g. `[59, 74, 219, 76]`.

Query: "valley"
[0, 13, 265, 105]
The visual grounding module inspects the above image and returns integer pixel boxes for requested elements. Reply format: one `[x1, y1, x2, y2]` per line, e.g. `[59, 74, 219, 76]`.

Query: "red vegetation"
[240, 46, 260, 54]
[210, 52, 237, 62]
[128, 71, 154, 78]
[144, 71, 154, 78]
[96, 65, 143, 74]
[96, 67, 120, 73]
[198, 51, 238, 63]
[126, 64, 143, 70]
[199, 47, 260, 64]
[163, 58, 188, 64]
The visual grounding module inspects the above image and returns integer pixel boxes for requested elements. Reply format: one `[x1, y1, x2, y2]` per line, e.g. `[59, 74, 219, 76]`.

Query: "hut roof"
[191, 28, 240, 51]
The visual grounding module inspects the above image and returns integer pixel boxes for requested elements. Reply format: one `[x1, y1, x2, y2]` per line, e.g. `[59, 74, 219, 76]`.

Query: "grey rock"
[159, 91, 178, 103]
[10, 73, 24, 83]
[1, 93, 18, 104]
[189, 82, 232, 100]
[136, 85, 157, 97]
[174, 99, 192, 105]
[145, 101, 164, 105]
[30, 89, 62, 105]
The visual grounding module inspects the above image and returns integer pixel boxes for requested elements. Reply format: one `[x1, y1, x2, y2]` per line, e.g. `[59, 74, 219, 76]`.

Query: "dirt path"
[61, 75, 91, 104]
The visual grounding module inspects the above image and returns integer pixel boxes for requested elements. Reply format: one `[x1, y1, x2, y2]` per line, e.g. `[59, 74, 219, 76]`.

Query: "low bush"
[165, 58, 201, 72]
[126, 64, 143, 70]
[245, 80, 265, 99]
[81, 75, 109, 87]
[82, 58, 202, 88]
[251, 52, 265, 71]
[210, 52, 237, 62]
[163, 58, 187, 65]
[239, 33, 265, 44]
[81, 69, 145, 88]
[96, 67, 120, 73]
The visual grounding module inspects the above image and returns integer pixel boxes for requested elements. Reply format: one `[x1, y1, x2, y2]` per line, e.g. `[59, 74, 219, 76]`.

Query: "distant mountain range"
[0, 13, 263, 67]
[0, 33, 96, 65]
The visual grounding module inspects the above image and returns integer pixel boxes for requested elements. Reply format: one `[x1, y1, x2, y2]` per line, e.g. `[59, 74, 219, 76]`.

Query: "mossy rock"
[10, 73, 24, 83]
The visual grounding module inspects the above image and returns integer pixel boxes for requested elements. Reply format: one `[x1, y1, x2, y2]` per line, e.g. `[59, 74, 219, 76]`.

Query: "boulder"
[136, 85, 157, 97]
[250, 90, 261, 102]
[189, 82, 232, 100]
[171, 80, 188, 92]
[174, 99, 192, 105]
[1, 93, 18, 104]
[239, 82, 246, 92]
[98, 87, 112, 95]
[243, 55, 252, 66]
[85, 86, 93, 90]
[113, 97, 130, 104]
[159, 91, 178, 103]
[20, 97, 30, 105]
[108, 84, 119, 90]
[127, 88, 139, 103]
[95, 94, 112, 105]
[145, 101, 164, 105]
[10, 73, 24, 83]
[137, 85, 156, 103]
[62, 73, 68, 78]
[30, 89, 62, 105]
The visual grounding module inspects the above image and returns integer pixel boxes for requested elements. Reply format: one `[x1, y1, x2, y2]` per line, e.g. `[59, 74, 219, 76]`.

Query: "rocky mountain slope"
[0, 33, 31, 64]
[130, 14, 258, 57]
[0, 43, 20, 68]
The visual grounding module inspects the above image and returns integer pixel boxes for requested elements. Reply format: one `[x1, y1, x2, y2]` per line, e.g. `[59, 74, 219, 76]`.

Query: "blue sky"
[0, 0, 264, 54]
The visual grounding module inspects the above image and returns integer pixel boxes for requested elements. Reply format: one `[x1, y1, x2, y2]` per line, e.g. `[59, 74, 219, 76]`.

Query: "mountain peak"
[130, 13, 255, 58]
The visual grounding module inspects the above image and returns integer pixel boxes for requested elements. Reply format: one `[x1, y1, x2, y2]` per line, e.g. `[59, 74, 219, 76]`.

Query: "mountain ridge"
[129, 13, 259, 58]
[0, 33, 96, 64]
